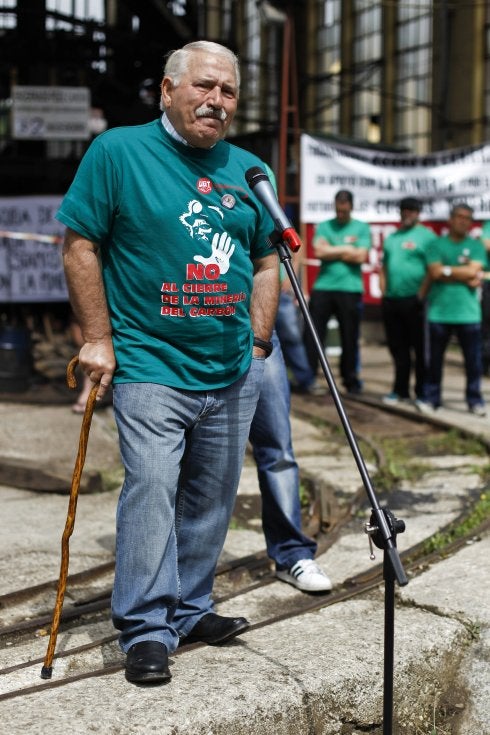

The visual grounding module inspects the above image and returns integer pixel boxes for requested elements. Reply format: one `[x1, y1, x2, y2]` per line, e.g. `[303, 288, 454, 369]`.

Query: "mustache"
[195, 105, 227, 122]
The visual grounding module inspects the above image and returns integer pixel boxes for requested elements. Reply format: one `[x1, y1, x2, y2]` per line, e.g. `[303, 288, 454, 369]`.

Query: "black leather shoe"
[185, 613, 250, 645]
[125, 641, 172, 684]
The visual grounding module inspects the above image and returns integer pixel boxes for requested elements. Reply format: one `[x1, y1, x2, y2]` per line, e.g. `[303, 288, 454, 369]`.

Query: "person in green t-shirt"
[417, 203, 486, 416]
[480, 221, 490, 374]
[57, 41, 280, 685]
[304, 190, 371, 394]
[379, 197, 435, 405]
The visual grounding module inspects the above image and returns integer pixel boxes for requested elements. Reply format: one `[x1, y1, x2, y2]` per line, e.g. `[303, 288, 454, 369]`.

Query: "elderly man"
[57, 41, 279, 684]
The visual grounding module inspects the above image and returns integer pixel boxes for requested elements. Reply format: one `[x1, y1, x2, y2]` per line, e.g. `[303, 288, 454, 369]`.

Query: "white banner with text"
[0, 196, 66, 302]
[300, 134, 490, 224]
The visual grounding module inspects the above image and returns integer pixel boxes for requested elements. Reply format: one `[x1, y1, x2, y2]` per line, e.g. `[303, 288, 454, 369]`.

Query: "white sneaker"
[414, 399, 437, 414]
[276, 559, 332, 593]
[382, 392, 401, 405]
[306, 380, 327, 397]
[469, 403, 486, 417]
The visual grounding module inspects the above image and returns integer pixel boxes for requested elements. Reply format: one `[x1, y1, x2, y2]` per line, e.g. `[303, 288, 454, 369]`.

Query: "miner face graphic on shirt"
[180, 198, 236, 276]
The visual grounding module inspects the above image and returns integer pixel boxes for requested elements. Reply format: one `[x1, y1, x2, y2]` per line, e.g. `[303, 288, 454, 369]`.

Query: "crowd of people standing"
[305, 192, 489, 418]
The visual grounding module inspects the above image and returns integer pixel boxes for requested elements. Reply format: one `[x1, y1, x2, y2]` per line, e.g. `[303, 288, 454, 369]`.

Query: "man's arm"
[379, 265, 386, 295]
[313, 237, 352, 261]
[313, 238, 368, 264]
[417, 272, 432, 299]
[341, 246, 369, 265]
[344, 223, 371, 264]
[62, 227, 116, 400]
[428, 260, 483, 288]
[250, 252, 280, 357]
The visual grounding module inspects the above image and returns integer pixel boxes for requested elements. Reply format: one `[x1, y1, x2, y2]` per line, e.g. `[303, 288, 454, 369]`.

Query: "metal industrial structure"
[1, 1, 490, 204]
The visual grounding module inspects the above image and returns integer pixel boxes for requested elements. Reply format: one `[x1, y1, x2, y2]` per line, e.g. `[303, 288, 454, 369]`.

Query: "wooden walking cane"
[41, 356, 100, 679]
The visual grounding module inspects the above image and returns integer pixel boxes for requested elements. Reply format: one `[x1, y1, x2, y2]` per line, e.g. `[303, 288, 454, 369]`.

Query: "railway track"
[1, 512, 488, 702]
[1, 394, 488, 704]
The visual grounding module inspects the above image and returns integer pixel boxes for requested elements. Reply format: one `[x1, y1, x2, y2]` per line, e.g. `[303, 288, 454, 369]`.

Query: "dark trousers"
[382, 296, 426, 400]
[425, 322, 483, 408]
[481, 281, 490, 375]
[305, 290, 362, 391]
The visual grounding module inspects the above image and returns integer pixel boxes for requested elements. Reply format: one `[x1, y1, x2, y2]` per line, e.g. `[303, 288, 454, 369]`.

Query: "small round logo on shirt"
[197, 178, 213, 194]
[221, 194, 236, 209]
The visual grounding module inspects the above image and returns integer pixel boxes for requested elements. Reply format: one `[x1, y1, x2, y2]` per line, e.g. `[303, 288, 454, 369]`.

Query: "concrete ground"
[0, 341, 489, 734]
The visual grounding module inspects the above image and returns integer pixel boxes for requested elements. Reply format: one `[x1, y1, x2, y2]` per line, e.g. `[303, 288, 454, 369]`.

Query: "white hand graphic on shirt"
[194, 231, 235, 275]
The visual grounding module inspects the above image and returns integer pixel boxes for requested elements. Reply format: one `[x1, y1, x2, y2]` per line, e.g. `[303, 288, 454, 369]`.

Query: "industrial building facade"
[1, 1, 490, 195]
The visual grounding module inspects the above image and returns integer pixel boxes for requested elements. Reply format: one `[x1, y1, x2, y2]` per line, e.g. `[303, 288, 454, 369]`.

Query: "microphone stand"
[269, 230, 407, 735]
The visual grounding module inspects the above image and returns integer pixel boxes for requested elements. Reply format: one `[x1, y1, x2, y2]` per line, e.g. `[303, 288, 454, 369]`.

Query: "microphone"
[245, 166, 302, 252]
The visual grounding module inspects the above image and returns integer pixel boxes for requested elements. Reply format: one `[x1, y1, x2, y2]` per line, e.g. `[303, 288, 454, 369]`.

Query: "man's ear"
[161, 77, 173, 108]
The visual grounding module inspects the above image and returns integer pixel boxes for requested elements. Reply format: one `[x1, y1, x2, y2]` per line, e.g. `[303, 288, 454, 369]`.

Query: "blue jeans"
[249, 331, 317, 570]
[275, 292, 315, 389]
[111, 358, 264, 653]
[425, 322, 484, 408]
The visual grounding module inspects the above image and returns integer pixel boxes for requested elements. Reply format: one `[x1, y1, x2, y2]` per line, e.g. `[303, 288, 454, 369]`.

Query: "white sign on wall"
[12, 86, 90, 140]
[0, 196, 67, 302]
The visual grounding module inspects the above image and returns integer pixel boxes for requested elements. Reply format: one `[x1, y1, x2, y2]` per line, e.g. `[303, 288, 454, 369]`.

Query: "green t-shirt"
[481, 220, 490, 269]
[56, 120, 275, 389]
[312, 218, 371, 293]
[382, 224, 435, 298]
[426, 234, 486, 323]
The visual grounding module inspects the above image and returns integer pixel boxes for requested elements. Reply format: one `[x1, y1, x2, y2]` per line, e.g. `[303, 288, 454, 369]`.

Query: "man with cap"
[379, 197, 436, 405]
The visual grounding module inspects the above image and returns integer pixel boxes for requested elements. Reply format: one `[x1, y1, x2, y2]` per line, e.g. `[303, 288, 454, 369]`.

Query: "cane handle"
[66, 355, 79, 389]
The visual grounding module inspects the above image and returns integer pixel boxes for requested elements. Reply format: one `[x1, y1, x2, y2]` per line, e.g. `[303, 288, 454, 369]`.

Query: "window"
[0, 0, 16, 29]
[351, 1, 383, 142]
[45, 0, 104, 30]
[485, 5, 490, 140]
[394, 2, 433, 154]
[315, 0, 342, 134]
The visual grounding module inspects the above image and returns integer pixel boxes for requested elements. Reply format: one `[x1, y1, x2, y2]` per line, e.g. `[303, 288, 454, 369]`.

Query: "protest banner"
[300, 134, 488, 301]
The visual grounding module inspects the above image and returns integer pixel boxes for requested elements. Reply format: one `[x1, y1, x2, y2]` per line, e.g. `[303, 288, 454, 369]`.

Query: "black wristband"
[253, 337, 273, 358]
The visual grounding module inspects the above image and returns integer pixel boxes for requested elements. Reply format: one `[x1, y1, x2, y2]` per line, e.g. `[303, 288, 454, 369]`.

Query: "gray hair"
[163, 41, 240, 91]
[450, 202, 473, 218]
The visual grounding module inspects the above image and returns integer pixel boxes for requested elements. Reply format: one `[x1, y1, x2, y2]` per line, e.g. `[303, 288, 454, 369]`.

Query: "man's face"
[449, 208, 473, 239]
[161, 51, 238, 148]
[400, 208, 419, 229]
[335, 201, 352, 224]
